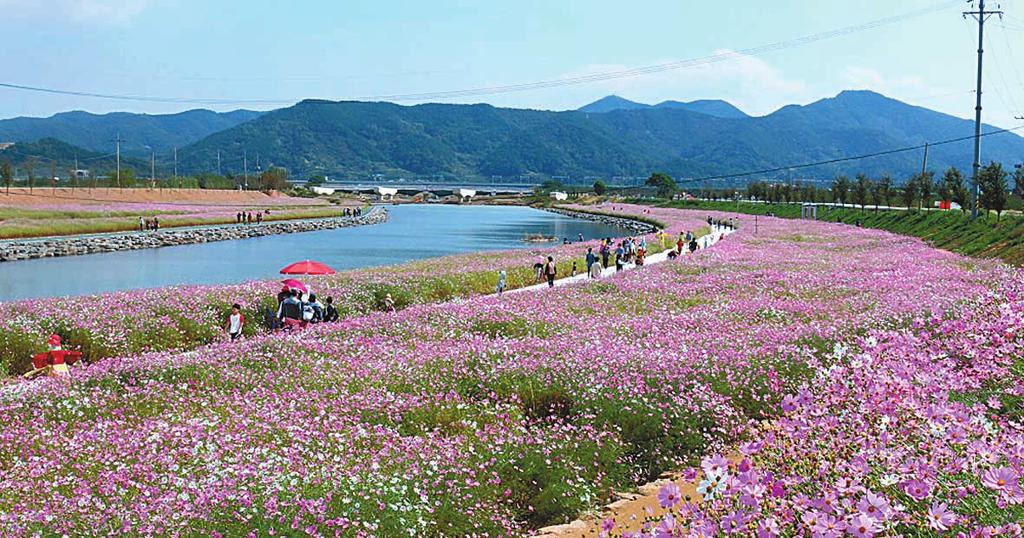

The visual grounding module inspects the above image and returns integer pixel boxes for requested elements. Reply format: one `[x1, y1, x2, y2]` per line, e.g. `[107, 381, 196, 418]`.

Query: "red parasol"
[280, 260, 337, 276]
[280, 279, 309, 293]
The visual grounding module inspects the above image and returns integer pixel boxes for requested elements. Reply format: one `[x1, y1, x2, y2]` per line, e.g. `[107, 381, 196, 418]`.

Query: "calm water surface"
[0, 205, 627, 301]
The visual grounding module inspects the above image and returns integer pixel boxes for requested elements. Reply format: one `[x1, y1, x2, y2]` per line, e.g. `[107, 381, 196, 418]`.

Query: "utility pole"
[150, 149, 156, 189]
[173, 146, 178, 191]
[74, 155, 79, 191]
[243, 150, 248, 190]
[965, 0, 1003, 218]
[921, 142, 929, 175]
[216, 150, 221, 176]
[112, 132, 125, 190]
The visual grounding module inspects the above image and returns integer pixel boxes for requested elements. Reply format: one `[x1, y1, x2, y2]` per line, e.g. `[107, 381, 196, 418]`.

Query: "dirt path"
[534, 474, 701, 537]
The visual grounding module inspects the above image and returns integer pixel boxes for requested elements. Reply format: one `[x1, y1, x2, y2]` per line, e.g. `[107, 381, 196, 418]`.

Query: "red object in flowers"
[279, 260, 337, 276]
[31, 350, 82, 370]
[280, 278, 309, 293]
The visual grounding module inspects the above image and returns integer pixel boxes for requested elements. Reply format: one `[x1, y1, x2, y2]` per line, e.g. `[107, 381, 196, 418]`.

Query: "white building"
[550, 191, 569, 201]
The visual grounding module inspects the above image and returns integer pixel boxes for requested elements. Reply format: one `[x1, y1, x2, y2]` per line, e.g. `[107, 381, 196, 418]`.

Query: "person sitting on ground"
[323, 296, 340, 322]
[383, 293, 396, 312]
[277, 289, 303, 324]
[307, 294, 325, 323]
[225, 304, 245, 341]
[277, 285, 291, 305]
[667, 249, 678, 261]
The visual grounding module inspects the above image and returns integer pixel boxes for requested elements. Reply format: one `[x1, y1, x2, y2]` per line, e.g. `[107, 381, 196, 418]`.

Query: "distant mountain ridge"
[0, 109, 262, 154]
[579, 95, 749, 118]
[170, 90, 1023, 183]
[4, 90, 1023, 185]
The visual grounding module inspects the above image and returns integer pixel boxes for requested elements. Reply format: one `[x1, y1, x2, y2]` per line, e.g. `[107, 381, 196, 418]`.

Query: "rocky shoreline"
[542, 206, 661, 234]
[0, 207, 388, 262]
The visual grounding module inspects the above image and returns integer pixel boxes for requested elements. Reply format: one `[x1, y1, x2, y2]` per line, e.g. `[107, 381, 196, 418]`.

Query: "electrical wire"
[676, 125, 1024, 184]
[0, 1, 959, 105]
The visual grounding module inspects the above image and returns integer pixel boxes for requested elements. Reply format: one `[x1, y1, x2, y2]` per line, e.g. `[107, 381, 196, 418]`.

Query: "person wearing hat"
[383, 293, 396, 312]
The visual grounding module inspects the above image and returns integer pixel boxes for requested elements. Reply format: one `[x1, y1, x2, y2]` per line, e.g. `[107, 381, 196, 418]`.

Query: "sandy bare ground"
[534, 474, 701, 538]
[0, 188, 326, 208]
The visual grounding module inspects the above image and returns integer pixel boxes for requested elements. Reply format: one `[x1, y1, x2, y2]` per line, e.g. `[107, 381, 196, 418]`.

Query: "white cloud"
[0, 0, 152, 24]
[525, 49, 812, 116]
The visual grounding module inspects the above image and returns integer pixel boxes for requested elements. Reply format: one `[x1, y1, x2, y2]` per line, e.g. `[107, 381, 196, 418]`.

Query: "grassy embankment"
[646, 199, 1024, 265]
[0, 207, 685, 377]
[0, 205, 361, 240]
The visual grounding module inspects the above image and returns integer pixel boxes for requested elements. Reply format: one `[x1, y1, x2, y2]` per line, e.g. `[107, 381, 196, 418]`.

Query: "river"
[0, 205, 628, 302]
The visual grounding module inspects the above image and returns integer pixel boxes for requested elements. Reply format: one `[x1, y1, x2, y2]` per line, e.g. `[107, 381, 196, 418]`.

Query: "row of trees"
[0, 158, 291, 194]
[739, 163, 1021, 219]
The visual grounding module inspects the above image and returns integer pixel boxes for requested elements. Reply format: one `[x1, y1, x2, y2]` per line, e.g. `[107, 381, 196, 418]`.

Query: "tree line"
[734, 163, 1022, 220]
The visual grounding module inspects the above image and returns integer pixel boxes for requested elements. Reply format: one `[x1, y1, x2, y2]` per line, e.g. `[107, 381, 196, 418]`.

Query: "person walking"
[138, 216, 145, 231]
[496, 270, 507, 295]
[153, 216, 159, 230]
[600, 241, 610, 269]
[543, 256, 557, 287]
[615, 243, 625, 271]
[689, 237, 698, 254]
[589, 257, 602, 278]
[586, 247, 597, 274]
[225, 303, 245, 341]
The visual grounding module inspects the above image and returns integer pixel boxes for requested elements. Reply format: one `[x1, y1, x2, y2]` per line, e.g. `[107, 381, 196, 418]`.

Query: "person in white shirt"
[225, 304, 245, 341]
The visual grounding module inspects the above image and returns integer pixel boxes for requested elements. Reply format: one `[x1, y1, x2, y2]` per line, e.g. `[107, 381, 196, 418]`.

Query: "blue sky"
[1, 0, 1023, 127]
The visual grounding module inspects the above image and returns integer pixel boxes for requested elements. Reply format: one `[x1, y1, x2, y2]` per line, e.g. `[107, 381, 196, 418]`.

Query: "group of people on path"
[138, 216, 160, 231]
[237, 210, 268, 225]
[587, 235, 647, 275]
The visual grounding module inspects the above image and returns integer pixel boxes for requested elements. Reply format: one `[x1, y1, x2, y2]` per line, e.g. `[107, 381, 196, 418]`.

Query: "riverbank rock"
[0, 208, 389, 262]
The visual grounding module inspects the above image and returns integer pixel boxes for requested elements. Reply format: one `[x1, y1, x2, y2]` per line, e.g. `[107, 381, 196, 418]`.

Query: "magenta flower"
[601, 518, 616, 532]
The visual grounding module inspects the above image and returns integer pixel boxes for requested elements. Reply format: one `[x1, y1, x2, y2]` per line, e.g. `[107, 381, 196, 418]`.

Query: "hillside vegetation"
[656, 199, 1024, 265]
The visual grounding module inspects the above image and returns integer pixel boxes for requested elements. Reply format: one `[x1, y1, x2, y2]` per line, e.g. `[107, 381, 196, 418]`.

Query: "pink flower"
[856, 492, 891, 521]
[847, 514, 879, 538]
[926, 502, 957, 531]
[657, 482, 683, 509]
[981, 467, 1019, 493]
[701, 454, 730, 478]
[902, 479, 932, 501]
[601, 518, 616, 532]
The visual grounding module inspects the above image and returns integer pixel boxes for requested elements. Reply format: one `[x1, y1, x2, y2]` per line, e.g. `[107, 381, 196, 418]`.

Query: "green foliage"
[902, 174, 919, 210]
[944, 167, 969, 212]
[646, 172, 677, 199]
[258, 166, 290, 192]
[831, 175, 850, 205]
[592, 179, 607, 195]
[1, 159, 11, 193]
[979, 161, 1009, 219]
[852, 174, 871, 209]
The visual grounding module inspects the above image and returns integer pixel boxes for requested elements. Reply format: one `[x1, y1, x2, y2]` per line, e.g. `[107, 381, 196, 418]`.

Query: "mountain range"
[1, 91, 1022, 184]
[578, 95, 750, 119]
[0, 109, 261, 155]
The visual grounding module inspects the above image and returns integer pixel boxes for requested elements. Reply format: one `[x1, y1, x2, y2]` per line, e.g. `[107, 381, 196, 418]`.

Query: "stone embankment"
[0, 207, 388, 262]
[542, 206, 660, 234]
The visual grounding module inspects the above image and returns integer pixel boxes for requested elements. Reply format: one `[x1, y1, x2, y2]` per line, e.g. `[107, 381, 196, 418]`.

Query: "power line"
[676, 125, 1024, 185]
[0, 1, 959, 106]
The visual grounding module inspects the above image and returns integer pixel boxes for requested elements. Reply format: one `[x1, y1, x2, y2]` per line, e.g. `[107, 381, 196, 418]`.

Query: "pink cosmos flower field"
[0, 204, 1020, 536]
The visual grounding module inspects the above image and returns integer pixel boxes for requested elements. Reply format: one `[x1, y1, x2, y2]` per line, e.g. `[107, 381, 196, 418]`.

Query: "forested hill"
[0, 109, 262, 154]
[175, 90, 1024, 182]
